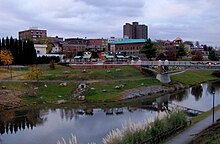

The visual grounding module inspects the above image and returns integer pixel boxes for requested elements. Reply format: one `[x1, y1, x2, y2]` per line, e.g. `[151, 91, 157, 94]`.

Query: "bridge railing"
[139, 61, 220, 66]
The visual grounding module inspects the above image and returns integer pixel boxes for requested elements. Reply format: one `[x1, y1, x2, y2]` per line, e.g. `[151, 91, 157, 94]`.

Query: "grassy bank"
[84, 78, 160, 102]
[0, 65, 160, 105]
[171, 70, 218, 86]
[41, 65, 146, 80]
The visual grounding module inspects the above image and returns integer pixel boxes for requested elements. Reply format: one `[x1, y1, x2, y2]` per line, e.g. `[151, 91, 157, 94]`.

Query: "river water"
[0, 82, 220, 144]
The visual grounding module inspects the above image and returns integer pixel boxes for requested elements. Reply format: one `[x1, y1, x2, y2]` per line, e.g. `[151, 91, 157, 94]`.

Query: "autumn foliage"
[0, 50, 14, 66]
[26, 65, 43, 81]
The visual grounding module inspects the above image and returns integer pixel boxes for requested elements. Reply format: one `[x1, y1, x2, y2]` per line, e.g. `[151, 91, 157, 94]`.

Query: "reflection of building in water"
[0, 109, 47, 135]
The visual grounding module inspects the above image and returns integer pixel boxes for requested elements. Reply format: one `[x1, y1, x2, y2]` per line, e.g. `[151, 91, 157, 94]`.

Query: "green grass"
[41, 65, 145, 80]
[171, 70, 218, 86]
[202, 133, 220, 144]
[23, 82, 78, 104]
[192, 105, 220, 125]
[84, 78, 160, 102]
[1, 82, 78, 104]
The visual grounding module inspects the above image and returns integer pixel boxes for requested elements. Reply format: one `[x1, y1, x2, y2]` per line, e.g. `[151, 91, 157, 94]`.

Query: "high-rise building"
[123, 22, 148, 39]
[19, 27, 47, 42]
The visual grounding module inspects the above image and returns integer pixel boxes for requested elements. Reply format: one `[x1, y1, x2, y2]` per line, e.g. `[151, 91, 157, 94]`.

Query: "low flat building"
[110, 39, 145, 57]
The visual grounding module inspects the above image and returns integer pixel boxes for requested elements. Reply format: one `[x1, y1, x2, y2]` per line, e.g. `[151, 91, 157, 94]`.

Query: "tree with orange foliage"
[0, 50, 14, 79]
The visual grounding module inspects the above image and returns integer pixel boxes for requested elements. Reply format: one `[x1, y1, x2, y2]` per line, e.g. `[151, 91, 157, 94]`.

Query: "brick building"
[123, 22, 148, 39]
[110, 39, 145, 57]
[62, 38, 88, 56]
[87, 39, 108, 52]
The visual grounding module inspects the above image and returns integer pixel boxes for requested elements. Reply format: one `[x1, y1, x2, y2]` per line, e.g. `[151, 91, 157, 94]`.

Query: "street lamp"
[211, 86, 215, 124]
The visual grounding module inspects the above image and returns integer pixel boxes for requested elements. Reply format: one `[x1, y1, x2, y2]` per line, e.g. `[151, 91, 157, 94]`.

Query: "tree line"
[141, 38, 219, 61]
[0, 36, 36, 65]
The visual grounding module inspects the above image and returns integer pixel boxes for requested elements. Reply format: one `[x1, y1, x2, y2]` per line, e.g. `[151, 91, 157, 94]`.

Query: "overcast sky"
[0, 0, 220, 46]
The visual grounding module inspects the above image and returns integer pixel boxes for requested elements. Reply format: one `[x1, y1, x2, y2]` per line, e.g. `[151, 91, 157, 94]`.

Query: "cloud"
[0, 0, 220, 46]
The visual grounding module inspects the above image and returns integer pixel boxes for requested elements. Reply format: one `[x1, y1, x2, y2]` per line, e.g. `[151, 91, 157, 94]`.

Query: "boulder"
[59, 82, 67, 87]
[2, 86, 6, 89]
[78, 96, 86, 101]
[57, 100, 66, 104]
[115, 86, 120, 89]
[34, 87, 38, 90]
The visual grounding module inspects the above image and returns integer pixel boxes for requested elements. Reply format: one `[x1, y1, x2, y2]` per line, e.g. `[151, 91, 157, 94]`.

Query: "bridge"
[139, 60, 220, 83]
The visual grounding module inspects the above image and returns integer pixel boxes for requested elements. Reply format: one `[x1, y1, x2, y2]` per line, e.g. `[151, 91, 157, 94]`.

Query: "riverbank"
[0, 65, 219, 111]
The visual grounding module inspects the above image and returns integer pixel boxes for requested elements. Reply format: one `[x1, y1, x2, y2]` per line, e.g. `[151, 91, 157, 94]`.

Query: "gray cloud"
[0, 0, 220, 46]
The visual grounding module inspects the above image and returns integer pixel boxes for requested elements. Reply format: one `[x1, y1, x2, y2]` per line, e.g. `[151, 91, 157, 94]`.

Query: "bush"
[35, 56, 60, 64]
[212, 71, 220, 78]
[49, 60, 55, 70]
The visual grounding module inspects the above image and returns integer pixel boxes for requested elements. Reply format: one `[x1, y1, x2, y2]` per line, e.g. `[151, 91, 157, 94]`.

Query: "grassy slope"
[84, 78, 160, 102]
[1, 65, 159, 103]
[171, 70, 218, 86]
[41, 65, 146, 80]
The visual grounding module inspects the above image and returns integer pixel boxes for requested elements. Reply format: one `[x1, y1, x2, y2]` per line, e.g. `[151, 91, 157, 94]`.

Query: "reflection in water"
[191, 85, 203, 101]
[169, 90, 188, 102]
[0, 106, 157, 144]
[1, 82, 220, 144]
[0, 107, 155, 136]
[0, 108, 47, 135]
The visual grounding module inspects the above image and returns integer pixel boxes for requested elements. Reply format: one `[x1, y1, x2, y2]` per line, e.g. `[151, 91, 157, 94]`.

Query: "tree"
[0, 50, 14, 66]
[208, 50, 219, 61]
[192, 51, 203, 61]
[0, 50, 14, 79]
[26, 65, 43, 81]
[176, 43, 186, 58]
[156, 53, 166, 60]
[140, 38, 156, 60]
[203, 45, 208, 51]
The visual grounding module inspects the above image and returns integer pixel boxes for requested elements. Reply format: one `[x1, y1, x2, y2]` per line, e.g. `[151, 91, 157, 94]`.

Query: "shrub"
[212, 71, 220, 78]
[49, 60, 55, 70]
[103, 111, 187, 144]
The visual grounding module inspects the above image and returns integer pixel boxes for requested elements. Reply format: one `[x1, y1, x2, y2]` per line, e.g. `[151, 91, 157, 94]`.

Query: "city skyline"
[0, 0, 220, 46]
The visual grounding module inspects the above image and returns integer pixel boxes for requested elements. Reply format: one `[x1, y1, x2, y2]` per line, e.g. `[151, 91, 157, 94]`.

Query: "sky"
[0, 0, 220, 46]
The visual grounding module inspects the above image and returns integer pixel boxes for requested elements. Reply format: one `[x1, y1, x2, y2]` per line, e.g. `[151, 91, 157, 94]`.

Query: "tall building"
[123, 22, 148, 39]
[19, 27, 47, 43]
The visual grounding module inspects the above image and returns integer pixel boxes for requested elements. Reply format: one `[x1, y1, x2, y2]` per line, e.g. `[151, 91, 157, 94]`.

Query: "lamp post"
[211, 86, 215, 124]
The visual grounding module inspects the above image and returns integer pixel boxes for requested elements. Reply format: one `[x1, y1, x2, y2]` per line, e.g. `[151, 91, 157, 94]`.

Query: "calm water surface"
[1, 82, 220, 144]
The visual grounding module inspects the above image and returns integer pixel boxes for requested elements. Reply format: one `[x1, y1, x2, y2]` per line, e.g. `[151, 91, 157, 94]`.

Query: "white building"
[34, 44, 47, 55]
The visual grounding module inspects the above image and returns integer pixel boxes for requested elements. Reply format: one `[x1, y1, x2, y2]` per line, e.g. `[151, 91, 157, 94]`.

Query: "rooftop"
[111, 39, 146, 45]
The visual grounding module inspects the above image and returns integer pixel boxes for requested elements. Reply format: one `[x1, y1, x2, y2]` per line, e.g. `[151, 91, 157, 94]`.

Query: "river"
[0, 82, 220, 144]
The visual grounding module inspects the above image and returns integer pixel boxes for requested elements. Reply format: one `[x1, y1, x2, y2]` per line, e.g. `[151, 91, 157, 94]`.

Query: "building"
[34, 44, 47, 55]
[87, 39, 108, 52]
[110, 39, 145, 57]
[107, 37, 126, 43]
[19, 27, 47, 43]
[156, 40, 176, 60]
[62, 38, 88, 56]
[47, 36, 64, 53]
[123, 22, 148, 39]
